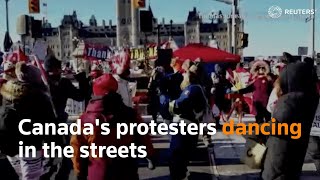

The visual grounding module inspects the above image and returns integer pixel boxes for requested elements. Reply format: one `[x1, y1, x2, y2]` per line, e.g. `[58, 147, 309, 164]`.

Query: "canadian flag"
[3, 48, 28, 63]
[110, 49, 131, 75]
[2, 48, 28, 73]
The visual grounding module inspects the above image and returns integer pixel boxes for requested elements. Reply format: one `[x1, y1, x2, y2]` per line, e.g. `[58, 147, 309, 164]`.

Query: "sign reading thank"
[84, 44, 111, 61]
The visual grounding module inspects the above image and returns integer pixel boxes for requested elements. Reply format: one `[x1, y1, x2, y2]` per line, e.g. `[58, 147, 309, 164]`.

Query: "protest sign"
[83, 44, 111, 61]
[65, 82, 85, 116]
[311, 99, 320, 136]
[130, 46, 158, 60]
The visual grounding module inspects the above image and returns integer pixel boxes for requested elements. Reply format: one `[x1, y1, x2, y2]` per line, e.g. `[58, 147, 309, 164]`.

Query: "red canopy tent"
[173, 43, 241, 63]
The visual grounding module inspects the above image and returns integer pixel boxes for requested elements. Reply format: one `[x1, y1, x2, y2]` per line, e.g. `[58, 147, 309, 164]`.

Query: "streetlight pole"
[231, 0, 237, 54]
[5, 0, 9, 33]
[170, 20, 173, 38]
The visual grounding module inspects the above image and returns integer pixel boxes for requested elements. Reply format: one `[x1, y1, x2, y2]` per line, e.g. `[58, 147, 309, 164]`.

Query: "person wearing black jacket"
[261, 62, 319, 180]
[44, 55, 89, 122]
[43, 55, 89, 180]
[0, 62, 56, 180]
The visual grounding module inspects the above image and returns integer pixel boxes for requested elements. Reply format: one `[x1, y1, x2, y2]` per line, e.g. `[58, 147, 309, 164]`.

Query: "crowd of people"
[148, 52, 320, 180]
[0, 49, 319, 180]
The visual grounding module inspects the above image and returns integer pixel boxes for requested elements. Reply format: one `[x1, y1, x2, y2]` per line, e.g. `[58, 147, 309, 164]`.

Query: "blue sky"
[0, 0, 319, 56]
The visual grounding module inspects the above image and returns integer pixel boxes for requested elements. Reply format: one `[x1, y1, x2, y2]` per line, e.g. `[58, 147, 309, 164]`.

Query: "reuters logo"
[268, 5, 282, 18]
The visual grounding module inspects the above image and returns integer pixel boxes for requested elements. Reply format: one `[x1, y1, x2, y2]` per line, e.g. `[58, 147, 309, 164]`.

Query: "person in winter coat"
[147, 66, 165, 121]
[158, 68, 184, 123]
[168, 64, 207, 180]
[71, 74, 155, 180]
[238, 60, 273, 123]
[212, 64, 232, 115]
[261, 62, 319, 180]
[305, 57, 320, 174]
[44, 55, 89, 180]
[44, 55, 89, 122]
[0, 62, 56, 180]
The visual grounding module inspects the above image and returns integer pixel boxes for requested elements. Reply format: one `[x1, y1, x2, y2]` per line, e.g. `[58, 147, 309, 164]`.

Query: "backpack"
[0, 103, 22, 156]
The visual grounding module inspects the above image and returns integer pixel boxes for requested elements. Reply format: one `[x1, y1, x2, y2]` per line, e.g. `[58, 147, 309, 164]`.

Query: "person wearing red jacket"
[71, 74, 155, 180]
[238, 60, 273, 124]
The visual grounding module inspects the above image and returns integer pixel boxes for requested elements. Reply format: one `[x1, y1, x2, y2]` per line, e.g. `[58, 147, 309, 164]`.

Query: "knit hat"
[44, 55, 61, 72]
[93, 74, 118, 96]
[15, 62, 43, 85]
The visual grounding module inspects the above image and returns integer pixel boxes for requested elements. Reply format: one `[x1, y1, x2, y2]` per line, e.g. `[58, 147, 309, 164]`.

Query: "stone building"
[21, 6, 246, 61]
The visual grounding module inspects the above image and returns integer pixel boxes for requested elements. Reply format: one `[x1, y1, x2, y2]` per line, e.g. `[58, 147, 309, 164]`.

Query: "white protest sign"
[129, 82, 137, 98]
[311, 99, 320, 137]
[65, 82, 85, 116]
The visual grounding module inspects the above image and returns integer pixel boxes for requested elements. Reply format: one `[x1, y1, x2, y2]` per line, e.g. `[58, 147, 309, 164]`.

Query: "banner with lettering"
[130, 46, 158, 60]
[83, 44, 111, 61]
[311, 99, 320, 137]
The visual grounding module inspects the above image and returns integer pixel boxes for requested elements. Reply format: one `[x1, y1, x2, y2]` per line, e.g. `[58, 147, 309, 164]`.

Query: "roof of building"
[78, 28, 116, 38]
[187, 7, 201, 22]
[42, 28, 59, 36]
[61, 13, 81, 28]
[200, 23, 228, 33]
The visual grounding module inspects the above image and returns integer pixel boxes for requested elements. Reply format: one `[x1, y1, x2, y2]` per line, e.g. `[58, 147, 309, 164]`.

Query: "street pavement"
[138, 134, 214, 180]
[138, 116, 215, 180]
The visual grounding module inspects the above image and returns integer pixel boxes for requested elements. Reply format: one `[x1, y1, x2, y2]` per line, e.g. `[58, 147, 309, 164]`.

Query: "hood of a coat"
[280, 62, 317, 95]
[273, 92, 319, 128]
[0, 80, 41, 102]
[250, 60, 270, 75]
